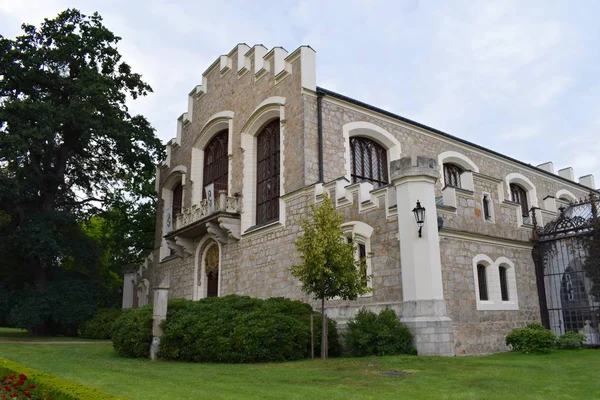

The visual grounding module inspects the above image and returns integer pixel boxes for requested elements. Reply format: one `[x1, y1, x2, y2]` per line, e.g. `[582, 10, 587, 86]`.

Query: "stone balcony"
[165, 191, 242, 257]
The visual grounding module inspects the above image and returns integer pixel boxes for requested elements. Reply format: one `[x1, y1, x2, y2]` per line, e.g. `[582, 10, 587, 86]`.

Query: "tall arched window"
[172, 182, 183, 217]
[443, 163, 463, 188]
[203, 130, 229, 197]
[350, 137, 388, 188]
[256, 120, 280, 225]
[510, 183, 529, 218]
[477, 264, 488, 301]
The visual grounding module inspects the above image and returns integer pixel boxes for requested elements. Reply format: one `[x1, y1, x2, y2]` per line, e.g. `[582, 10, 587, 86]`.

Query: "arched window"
[203, 130, 229, 196]
[346, 235, 369, 288]
[477, 264, 488, 301]
[510, 183, 529, 218]
[172, 182, 183, 217]
[350, 137, 388, 188]
[256, 120, 280, 225]
[443, 163, 463, 188]
[499, 266, 509, 301]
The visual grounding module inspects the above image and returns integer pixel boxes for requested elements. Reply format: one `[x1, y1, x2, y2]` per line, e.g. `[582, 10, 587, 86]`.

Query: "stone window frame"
[437, 151, 479, 208]
[505, 173, 538, 227]
[240, 97, 287, 233]
[159, 166, 187, 260]
[193, 236, 222, 300]
[341, 221, 374, 296]
[342, 121, 401, 187]
[482, 191, 495, 223]
[190, 111, 234, 204]
[472, 254, 519, 311]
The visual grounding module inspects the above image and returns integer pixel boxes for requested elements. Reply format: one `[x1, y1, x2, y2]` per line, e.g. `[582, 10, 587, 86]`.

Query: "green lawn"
[0, 327, 108, 342]
[0, 339, 598, 400]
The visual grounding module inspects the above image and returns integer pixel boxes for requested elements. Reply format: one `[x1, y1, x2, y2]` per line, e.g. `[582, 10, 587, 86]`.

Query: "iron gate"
[532, 199, 600, 346]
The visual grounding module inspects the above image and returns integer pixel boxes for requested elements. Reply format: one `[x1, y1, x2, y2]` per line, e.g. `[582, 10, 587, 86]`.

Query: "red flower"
[19, 374, 26, 381]
[28, 384, 36, 389]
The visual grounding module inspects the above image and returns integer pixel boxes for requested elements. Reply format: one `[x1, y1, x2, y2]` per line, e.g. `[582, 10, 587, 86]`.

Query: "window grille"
[256, 120, 280, 225]
[203, 130, 229, 196]
[350, 137, 388, 188]
[443, 163, 463, 188]
[510, 183, 529, 218]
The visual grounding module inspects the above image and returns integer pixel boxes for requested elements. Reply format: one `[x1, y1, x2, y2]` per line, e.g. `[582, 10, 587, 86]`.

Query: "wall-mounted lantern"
[412, 200, 426, 238]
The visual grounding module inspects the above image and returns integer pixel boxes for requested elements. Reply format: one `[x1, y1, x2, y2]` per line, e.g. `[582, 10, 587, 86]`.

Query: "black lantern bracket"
[412, 200, 426, 238]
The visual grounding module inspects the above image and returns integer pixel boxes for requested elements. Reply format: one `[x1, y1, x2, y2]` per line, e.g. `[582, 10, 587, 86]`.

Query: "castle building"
[122, 44, 598, 356]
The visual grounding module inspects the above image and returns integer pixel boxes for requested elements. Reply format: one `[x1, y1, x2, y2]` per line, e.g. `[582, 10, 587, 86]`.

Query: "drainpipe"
[317, 92, 324, 183]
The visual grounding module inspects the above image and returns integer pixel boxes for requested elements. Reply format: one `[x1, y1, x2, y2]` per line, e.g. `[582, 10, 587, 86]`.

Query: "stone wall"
[440, 237, 540, 354]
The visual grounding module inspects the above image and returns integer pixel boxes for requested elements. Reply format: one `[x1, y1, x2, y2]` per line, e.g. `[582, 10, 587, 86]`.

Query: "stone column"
[391, 156, 454, 356]
[150, 274, 170, 360]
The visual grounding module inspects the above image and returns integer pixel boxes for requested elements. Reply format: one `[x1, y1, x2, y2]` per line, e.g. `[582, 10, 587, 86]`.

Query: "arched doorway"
[204, 243, 219, 298]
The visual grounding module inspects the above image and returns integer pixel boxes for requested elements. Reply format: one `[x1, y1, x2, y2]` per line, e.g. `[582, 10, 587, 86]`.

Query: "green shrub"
[344, 308, 416, 356]
[0, 356, 123, 399]
[158, 295, 339, 363]
[111, 305, 153, 358]
[506, 323, 557, 353]
[557, 331, 586, 349]
[78, 308, 121, 339]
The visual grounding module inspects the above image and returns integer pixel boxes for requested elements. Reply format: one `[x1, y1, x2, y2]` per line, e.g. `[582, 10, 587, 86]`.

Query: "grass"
[0, 327, 108, 342]
[0, 340, 598, 400]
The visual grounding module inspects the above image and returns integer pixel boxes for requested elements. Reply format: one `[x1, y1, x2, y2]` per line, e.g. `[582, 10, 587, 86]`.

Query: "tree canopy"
[0, 9, 163, 333]
[291, 195, 370, 358]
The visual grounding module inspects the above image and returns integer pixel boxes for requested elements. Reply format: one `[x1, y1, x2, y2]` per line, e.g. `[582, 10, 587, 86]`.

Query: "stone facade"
[124, 43, 598, 356]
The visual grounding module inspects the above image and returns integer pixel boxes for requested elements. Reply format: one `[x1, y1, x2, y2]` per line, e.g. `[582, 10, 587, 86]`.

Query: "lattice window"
[510, 183, 529, 218]
[256, 120, 280, 225]
[172, 182, 183, 216]
[350, 137, 388, 188]
[443, 163, 463, 188]
[499, 266, 509, 301]
[477, 264, 489, 301]
[203, 130, 229, 197]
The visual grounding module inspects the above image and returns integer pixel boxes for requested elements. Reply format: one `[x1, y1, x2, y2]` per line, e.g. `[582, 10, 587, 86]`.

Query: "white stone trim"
[505, 172, 539, 226]
[342, 121, 402, 183]
[241, 98, 286, 232]
[472, 254, 519, 311]
[193, 237, 222, 300]
[438, 151, 478, 191]
[556, 189, 578, 203]
[191, 111, 234, 203]
[341, 221, 374, 295]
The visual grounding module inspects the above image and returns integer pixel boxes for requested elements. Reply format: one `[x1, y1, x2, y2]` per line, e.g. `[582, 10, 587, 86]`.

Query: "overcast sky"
[2, 0, 599, 188]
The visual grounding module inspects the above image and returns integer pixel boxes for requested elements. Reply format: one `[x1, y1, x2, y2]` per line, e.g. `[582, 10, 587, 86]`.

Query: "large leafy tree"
[291, 195, 370, 359]
[0, 9, 163, 331]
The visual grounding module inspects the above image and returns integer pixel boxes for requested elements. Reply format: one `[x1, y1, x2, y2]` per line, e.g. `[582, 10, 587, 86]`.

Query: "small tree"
[291, 195, 370, 359]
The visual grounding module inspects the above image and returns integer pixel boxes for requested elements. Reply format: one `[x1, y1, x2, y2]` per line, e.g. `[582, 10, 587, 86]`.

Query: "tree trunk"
[321, 297, 327, 359]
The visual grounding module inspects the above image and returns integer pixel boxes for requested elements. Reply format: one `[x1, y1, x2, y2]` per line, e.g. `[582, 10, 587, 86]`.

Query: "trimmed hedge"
[158, 296, 339, 362]
[505, 323, 557, 353]
[0, 357, 123, 400]
[344, 308, 416, 356]
[109, 295, 339, 362]
[78, 308, 121, 339]
[111, 305, 153, 358]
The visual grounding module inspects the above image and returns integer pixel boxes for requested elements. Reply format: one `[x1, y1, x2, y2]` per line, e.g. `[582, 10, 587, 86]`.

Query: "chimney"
[579, 175, 596, 189]
[558, 167, 575, 181]
[537, 162, 555, 174]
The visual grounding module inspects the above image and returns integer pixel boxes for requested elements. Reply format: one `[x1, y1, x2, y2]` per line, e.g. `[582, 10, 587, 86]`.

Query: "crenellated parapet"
[160, 43, 316, 169]
[314, 177, 398, 219]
